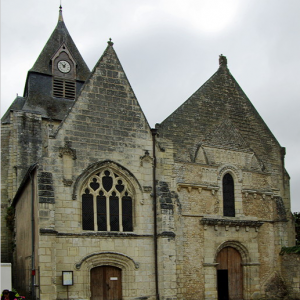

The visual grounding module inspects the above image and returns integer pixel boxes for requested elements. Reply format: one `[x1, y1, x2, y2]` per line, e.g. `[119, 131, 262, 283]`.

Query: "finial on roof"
[58, 4, 64, 22]
[107, 38, 114, 46]
[219, 54, 227, 66]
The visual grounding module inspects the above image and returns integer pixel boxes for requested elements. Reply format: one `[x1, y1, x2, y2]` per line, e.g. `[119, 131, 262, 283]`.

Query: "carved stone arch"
[217, 164, 244, 217]
[75, 251, 139, 270]
[194, 143, 209, 164]
[214, 240, 250, 264]
[75, 252, 139, 299]
[72, 160, 143, 200]
[76, 160, 144, 232]
[217, 164, 243, 183]
[215, 241, 248, 300]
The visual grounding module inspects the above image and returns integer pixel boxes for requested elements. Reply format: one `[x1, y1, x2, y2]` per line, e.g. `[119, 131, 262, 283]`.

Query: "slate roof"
[30, 8, 90, 81]
[22, 96, 76, 120]
[1, 96, 26, 123]
[158, 55, 282, 170]
[2, 8, 90, 123]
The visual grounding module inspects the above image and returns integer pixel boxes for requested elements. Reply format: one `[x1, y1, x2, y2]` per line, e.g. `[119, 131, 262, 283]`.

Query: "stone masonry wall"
[281, 253, 300, 299]
[32, 43, 162, 300]
[1, 122, 12, 262]
[1, 111, 43, 263]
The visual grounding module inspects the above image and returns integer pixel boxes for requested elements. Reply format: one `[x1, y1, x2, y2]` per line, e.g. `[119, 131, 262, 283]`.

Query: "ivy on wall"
[280, 246, 300, 255]
[5, 206, 15, 232]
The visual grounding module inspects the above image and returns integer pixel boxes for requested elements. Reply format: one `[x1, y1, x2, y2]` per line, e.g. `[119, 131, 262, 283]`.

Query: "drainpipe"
[151, 128, 159, 300]
[29, 172, 36, 299]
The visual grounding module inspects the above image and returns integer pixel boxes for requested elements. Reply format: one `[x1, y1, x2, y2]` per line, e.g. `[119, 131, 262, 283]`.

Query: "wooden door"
[216, 247, 243, 300]
[90, 266, 122, 300]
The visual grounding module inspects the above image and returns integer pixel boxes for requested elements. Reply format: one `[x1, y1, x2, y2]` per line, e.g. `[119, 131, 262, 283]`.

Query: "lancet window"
[223, 173, 235, 217]
[81, 169, 133, 232]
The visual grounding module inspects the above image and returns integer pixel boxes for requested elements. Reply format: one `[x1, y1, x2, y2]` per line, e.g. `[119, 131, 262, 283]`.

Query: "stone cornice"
[177, 183, 219, 195]
[200, 218, 264, 229]
[242, 188, 279, 199]
[39, 229, 152, 238]
[203, 262, 260, 267]
[40, 228, 57, 234]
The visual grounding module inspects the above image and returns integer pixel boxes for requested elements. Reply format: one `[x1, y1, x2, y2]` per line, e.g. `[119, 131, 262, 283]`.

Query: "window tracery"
[81, 169, 133, 232]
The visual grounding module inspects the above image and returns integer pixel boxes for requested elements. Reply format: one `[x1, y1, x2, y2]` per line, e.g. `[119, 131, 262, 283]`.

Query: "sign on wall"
[62, 271, 73, 286]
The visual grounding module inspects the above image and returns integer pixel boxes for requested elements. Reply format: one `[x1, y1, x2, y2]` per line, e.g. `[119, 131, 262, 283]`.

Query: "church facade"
[1, 7, 296, 300]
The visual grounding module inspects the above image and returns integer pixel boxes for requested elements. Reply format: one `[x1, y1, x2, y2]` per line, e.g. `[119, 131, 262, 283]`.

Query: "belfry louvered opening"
[81, 169, 134, 232]
[53, 77, 76, 99]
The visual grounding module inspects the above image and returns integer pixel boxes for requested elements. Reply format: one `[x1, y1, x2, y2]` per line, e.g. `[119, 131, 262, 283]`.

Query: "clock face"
[57, 60, 71, 73]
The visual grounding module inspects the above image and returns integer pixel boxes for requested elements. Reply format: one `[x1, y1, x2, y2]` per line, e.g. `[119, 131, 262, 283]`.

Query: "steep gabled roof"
[158, 55, 282, 170]
[54, 40, 151, 147]
[30, 6, 90, 81]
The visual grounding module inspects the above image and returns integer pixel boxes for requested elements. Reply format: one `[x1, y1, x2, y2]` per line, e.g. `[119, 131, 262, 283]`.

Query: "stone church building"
[1, 7, 297, 300]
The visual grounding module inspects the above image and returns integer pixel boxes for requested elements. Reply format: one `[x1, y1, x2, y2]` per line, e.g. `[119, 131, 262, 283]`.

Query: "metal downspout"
[151, 128, 159, 300]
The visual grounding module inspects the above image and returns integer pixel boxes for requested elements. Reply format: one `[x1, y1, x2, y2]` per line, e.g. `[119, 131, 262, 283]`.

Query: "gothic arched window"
[223, 173, 235, 217]
[82, 169, 133, 232]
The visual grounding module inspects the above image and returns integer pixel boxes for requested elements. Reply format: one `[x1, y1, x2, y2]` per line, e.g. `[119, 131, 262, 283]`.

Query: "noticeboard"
[62, 271, 73, 286]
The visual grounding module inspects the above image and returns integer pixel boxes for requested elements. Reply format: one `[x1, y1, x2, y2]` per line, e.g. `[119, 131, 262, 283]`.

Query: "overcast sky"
[1, 0, 299, 211]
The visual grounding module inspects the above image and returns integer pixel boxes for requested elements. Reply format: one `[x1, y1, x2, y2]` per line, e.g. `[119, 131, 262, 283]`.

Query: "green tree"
[293, 212, 300, 245]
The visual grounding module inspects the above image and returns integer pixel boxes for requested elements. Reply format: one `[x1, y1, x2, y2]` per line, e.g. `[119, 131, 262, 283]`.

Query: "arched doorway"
[90, 266, 122, 300]
[216, 247, 243, 300]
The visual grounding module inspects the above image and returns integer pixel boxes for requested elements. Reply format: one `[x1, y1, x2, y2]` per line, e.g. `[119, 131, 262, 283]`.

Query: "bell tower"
[20, 5, 90, 117]
[52, 43, 77, 99]
[1, 5, 90, 263]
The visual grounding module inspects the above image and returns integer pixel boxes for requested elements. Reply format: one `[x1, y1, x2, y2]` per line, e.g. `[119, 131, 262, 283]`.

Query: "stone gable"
[1, 12, 296, 300]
